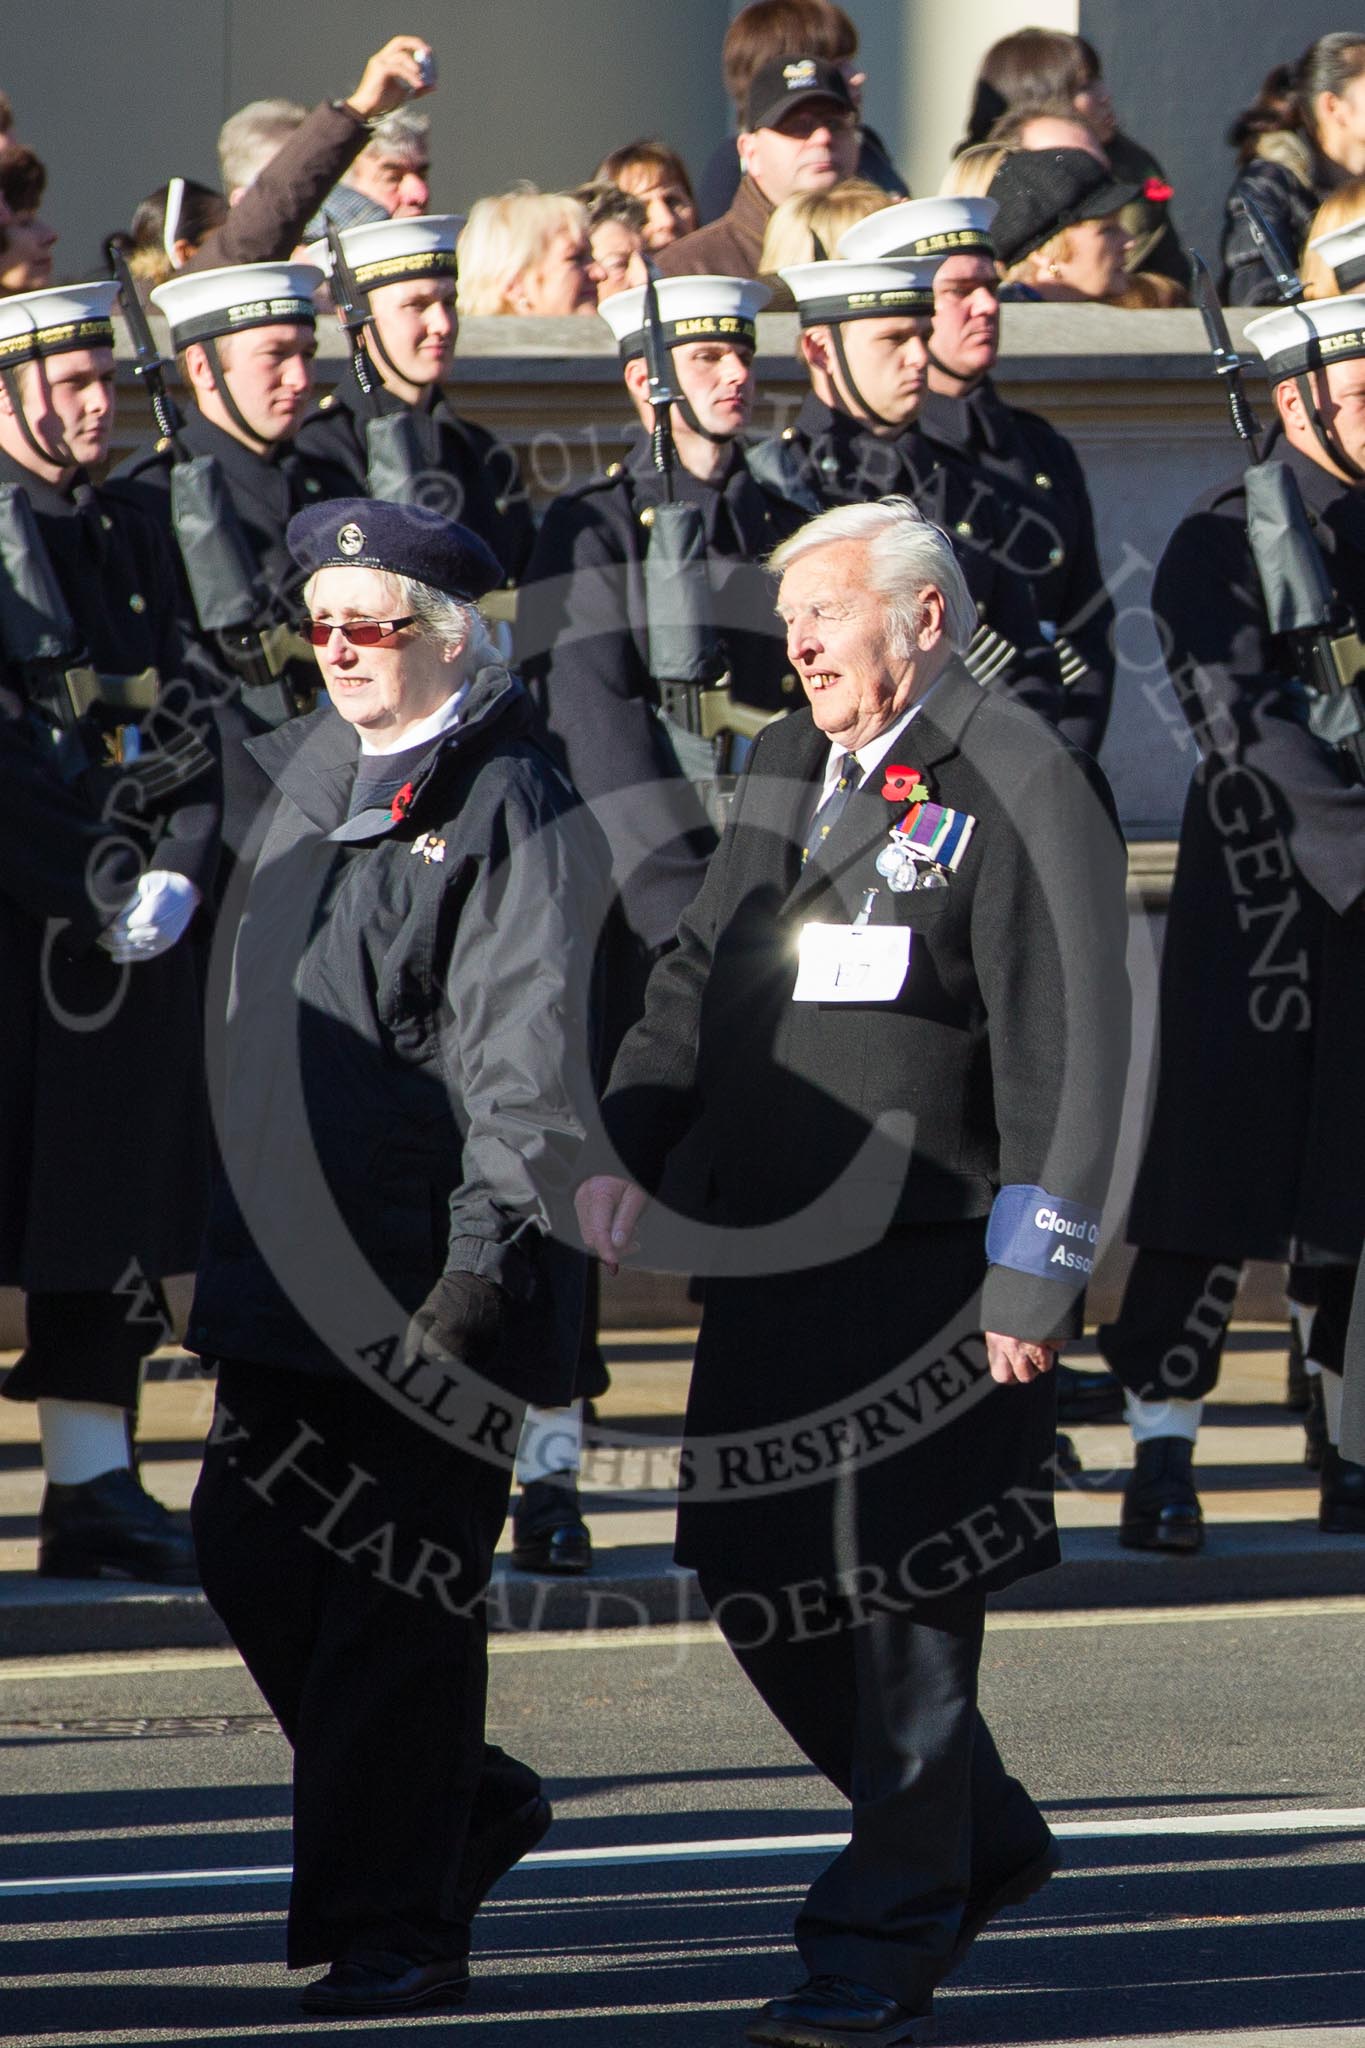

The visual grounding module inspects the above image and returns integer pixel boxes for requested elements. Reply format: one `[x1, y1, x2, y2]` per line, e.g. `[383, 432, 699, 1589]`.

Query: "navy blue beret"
[286, 497, 503, 600]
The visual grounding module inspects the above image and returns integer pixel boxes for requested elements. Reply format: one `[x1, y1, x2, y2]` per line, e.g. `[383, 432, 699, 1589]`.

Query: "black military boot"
[1319, 1442, 1365, 1535]
[38, 1467, 199, 1583]
[510, 1476, 592, 1574]
[1119, 1437, 1204, 1553]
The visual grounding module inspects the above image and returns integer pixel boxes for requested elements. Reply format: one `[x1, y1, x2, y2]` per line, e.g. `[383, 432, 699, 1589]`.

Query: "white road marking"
[4, 1808, 1363, 1902]
[2, 1595, 1363, 1683]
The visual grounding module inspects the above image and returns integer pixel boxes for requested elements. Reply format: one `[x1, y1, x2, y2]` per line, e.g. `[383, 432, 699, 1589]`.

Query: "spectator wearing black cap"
[694, 0, 907, 227]
[657, 56, 859, 279]
[189, 497, 608, 2015]
[988, 147, 1138, 302]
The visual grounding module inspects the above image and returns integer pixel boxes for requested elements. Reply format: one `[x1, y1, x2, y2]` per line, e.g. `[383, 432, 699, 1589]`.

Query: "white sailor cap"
[598, 273, 770, 360]
[1308, 215, 1365, 295]
[1245, 295, 1365, 383]
[306, 213, 465, 293]
[836, 197, 998, 264]
[0, 281, 120, 371]
[150, 262, 323, 350]
[778, 257, 939, 329]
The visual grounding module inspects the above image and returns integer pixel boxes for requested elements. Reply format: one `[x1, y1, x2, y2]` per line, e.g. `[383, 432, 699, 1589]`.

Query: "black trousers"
[699, 1572, 1046, 2010]
[1098, 1251, 1355, 1402]
[192, 1357, 526, 1969]
[1, 1287, 173, 1410]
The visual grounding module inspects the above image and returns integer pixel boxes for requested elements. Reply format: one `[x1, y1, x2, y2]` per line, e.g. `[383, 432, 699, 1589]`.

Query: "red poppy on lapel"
[1143, 177, 1173, 203]
[390, 782, 416, 822]
[882, 764, 929, 803]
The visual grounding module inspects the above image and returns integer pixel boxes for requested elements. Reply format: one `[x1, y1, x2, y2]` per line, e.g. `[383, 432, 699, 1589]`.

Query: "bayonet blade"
[1189, 247, 1261, 450]
[109, 247, 181, 445]
[325, 219, 378, 402]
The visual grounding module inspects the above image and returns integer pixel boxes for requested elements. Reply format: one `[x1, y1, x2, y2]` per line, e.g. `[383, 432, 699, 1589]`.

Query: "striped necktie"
[801, 753, 860, 868]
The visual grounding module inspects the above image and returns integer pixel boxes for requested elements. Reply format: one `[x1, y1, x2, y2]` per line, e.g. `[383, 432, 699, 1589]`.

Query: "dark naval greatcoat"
[601, 660, 1130, 1592]
[917, 378, 1115, 759]
[0, 452, 220, 1291]
[109, 411, 355, 875]
[750, 393, 1066, 730]
[294, 364, 534, 586]
[1128, 438, 1365, 1264]
[519, 429, 800, 959]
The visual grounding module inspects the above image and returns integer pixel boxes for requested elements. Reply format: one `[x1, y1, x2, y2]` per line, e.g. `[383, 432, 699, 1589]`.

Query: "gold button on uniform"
[639, 505, 655, 528]
[1034, 471, 1052, 489]
[781, 673, 797, 695]
[955, 520, 972, 537]
[606, 461, 623, 479]
[129, 593, 146, 613]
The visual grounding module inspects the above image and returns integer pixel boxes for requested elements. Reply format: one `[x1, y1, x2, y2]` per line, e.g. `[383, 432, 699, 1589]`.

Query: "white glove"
[97, 869, 202, 964]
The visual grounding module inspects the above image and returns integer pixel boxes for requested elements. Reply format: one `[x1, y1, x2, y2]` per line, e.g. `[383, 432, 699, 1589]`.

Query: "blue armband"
[986, 1185, 1101, 1281]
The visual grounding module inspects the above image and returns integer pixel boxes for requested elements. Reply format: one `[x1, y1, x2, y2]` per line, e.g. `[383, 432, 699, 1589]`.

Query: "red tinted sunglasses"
[304, 615, 417, 648]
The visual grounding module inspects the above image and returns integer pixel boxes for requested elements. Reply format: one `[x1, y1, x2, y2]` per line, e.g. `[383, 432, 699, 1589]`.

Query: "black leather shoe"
[299, 1950, 469, 2015]
[452, 1790, 552, 1920]
[38, 1467, 199, 1583]
[745, 1975, 933, 2045]
[1054, 1430, 1082, 1478]
[950, 1832, 1060, 1968]
[1320, 1441, 1365, 1534]
[511, 1477, 592, 1573]
[1119, 1436, 1203, 1553]
[1056, 1364, 1124, 1424]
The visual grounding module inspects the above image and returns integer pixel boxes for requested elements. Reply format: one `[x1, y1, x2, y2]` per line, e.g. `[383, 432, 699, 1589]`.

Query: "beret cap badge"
[337, 522, 366, 557]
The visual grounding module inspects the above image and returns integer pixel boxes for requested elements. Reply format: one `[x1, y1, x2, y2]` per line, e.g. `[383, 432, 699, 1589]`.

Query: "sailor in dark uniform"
[515, 272, 793, 1569]
[109, 260, 353, 880]
[839, 196, 1115, 758]
[295, 213, 533, 585]
[1098, 293, 1365, 1545]
[0, 282, 220, 1580]
[749, 249, 1065, 727]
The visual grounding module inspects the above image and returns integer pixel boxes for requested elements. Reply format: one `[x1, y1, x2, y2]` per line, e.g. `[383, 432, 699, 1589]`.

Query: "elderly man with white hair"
[578, 496, 1130, 2046]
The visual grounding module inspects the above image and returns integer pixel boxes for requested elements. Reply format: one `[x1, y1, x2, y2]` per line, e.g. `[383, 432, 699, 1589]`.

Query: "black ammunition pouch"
[214, 620, 317, 727]
[644, 500, 783, 824]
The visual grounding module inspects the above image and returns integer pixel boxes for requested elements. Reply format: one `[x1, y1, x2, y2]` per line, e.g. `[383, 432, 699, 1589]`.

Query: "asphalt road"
[1, 1598, 1363, 2046]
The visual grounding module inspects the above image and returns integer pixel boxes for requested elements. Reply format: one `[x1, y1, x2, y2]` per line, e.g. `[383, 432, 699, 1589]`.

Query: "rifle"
[325, 216, 428, 503]
[1237, 190, 1306, 306]
[1190, 243, 1365, 778]
[637, 259, 777, 813]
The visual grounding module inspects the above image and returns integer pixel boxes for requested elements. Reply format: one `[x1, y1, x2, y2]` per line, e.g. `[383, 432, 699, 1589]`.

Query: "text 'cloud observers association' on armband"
[985, 1184, 1102, 1279]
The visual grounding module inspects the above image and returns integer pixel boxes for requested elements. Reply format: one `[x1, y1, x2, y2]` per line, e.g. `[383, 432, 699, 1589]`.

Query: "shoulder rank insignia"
[411, 833, 446, 864]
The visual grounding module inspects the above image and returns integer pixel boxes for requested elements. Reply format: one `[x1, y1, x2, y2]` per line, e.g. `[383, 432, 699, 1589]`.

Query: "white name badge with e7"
[792, 921, 911, 1004]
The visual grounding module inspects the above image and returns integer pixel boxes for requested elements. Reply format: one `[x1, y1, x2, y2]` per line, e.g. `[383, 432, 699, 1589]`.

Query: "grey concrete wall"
[6, 0, 732, 280]
[1081, 0, 1360, 281]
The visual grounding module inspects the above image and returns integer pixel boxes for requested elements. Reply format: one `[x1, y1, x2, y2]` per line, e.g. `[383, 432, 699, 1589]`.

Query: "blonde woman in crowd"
[941, 143, 1008, 199]
[1302, 178, 1365, 297]
[456, 188, 604, 316]
[757, 176, 891, 280]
